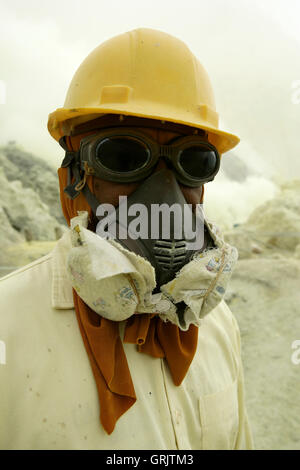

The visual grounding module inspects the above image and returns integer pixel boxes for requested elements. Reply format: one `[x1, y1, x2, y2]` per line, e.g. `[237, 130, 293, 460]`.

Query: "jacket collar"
[51, 231, 75, 310]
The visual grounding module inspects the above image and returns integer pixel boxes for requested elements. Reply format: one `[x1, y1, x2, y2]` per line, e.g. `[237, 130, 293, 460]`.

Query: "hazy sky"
[1, 0, 300, 179]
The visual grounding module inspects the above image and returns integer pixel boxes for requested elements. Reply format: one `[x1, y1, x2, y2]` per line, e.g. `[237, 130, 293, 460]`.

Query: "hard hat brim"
[48, 106, 239, 154]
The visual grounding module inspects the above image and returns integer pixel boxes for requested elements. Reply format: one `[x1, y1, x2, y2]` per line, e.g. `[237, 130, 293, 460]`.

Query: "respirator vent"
[154, 239, 187, 271]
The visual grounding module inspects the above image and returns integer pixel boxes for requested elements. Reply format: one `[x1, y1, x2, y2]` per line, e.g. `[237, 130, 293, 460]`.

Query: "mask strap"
[81, 183, 101, 216]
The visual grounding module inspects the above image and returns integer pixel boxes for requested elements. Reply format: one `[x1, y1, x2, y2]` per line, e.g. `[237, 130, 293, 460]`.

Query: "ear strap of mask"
[81, 184, 101, 216]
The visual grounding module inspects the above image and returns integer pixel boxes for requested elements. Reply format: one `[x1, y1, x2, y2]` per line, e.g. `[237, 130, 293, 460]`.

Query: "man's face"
[92, 126, 204, 209]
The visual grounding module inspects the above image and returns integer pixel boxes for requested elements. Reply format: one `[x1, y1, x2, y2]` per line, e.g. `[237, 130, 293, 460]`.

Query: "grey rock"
[0, 167, 65, 242]
[0, 206, 24, 246]
[245, 180, 300, 251]
[0, 143, 66, 225]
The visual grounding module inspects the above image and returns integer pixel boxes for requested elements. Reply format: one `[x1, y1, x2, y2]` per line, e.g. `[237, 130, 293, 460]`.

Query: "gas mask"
[95, 168, 215, 287]
[60, 127, 220, 286]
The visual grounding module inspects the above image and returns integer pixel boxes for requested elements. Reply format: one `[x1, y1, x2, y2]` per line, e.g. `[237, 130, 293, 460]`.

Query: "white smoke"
[204, 174, 279, 230]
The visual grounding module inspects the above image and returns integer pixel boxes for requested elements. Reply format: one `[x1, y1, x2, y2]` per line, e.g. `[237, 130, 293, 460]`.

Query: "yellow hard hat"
[48, 28, 239, 154]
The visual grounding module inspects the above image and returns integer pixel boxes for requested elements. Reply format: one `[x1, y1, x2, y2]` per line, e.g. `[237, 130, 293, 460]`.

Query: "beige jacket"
[0, 233, 254, 450]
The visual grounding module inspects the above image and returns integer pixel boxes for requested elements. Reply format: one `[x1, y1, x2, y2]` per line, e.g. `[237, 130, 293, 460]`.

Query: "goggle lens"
[95, 137, 150, 173]
[179, 146, 218, 179]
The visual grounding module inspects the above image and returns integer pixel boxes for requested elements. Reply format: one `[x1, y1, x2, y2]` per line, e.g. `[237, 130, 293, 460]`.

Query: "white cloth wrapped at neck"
[67, 211, 238, 331]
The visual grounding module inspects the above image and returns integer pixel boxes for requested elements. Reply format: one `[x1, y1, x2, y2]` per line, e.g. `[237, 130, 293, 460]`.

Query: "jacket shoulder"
[0, 253, 53, 308]
[0, 253, 52, 282]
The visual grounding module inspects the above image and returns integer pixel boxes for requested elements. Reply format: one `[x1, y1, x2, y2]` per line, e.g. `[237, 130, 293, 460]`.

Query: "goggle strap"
[159, 145, 173, 157]
[58, 136, 68, 151]
[63, 157, 84, 200]
[61, 151, 76, 168]
[61, 149, 104, 211]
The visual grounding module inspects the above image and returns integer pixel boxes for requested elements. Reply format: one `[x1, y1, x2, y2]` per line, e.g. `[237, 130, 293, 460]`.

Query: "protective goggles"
[63, 127, 220, 189]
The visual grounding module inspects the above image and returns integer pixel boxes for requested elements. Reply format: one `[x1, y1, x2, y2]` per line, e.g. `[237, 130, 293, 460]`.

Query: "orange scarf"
[57, 132, 199, 434]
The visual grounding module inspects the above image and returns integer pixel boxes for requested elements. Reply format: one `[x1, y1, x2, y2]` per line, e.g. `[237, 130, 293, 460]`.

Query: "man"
[0, 28, 253, 449]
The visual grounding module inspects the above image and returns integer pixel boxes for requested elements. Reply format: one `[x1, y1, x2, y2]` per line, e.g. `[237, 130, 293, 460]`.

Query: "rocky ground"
[0, 142, 67, 274]
[223, 179, 300, 449]
[1, 144, 299, 449]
